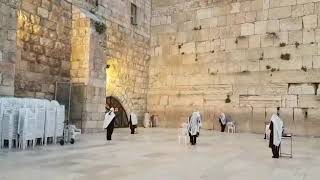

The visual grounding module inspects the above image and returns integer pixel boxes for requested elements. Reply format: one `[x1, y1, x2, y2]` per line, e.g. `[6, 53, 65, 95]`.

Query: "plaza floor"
[0, 128, 320, 180]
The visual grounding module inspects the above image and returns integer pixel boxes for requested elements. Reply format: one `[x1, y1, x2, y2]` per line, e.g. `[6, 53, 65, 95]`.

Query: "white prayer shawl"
[103, 111, 115, 129]
[144, 113, 150, 127]
[188, 112, 201, 136]
[220, 113, 226, 125]
[130, 113, 138, 125]
[271, 114, 283, 146]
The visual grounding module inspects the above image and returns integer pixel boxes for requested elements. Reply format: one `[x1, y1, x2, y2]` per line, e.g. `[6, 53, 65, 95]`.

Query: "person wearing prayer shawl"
[269, 114, 284, 158]
[218, 112, 227, 132]
[103, 107, 116, 141]
[144, 112, 150, 128]
[187, 111, 202, 145]
[129, 112, 138, 134]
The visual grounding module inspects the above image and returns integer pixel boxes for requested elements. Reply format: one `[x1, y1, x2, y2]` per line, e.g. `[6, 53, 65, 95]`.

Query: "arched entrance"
[105, 96, 129, 128]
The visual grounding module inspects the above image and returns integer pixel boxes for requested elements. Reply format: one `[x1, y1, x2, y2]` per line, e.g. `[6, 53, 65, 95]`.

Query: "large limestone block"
[169, 95, 204, 106]
[292, 5, 304, 17]
[267, 20, 280, 32]
[289, 30, 303, 44]
[249, 35, 261, 48]
[231, 2, 241, 13]
[280, 0, 297, 6]
[227, 107, 252, 133]
[303, 3, 315, 16]
[303, 29, 315, 45]
[303, 15, 318, 29]
[252, 107, 267, 134]
[180, 42, 195, 54]
[280, 18, 303, 31]
[246, 11, 257, 23]
[240, 95, 282, 107]
[241, 23, 255, 36]
[282, 95, 298, 108]
[268, 6, 291, 20]
[288, 83, 316, 95]
[197, 8, 212, 20]
[255, 21, 267, 34]
[298, 95, 320, 108]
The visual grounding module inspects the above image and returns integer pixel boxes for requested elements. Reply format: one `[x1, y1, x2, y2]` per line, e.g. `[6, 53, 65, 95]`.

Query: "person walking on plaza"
[188, 111, 202, 145]
[129, 112, 138, 134]
[103, 107, 116, 141]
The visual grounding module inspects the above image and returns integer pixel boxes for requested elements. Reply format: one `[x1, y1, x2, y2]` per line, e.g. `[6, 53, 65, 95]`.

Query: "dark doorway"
[106, 96, 129, 128]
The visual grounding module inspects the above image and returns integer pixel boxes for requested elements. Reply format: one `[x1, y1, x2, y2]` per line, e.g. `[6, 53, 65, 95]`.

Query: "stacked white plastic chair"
[1, 98, 19, 149]
[34, 99, 46, 145]
[55, 104, 65, 141]
[18, 108, 37, 149]
[0, 98, 3, 148]
[44, 101, 58, 145]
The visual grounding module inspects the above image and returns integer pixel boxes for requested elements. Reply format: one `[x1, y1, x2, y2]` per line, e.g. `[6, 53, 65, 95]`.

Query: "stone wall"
[0, 0, 19, 96]
[15, 0, 72, 99]
[101, 0, 151, 123]
[149, 0, 320, 136]
[70, 7, 106, 132]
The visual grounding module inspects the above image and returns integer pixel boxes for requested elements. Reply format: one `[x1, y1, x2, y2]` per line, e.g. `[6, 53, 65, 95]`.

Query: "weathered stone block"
[268, 6, 291, 20]
[197, 8, 212, 20]
[267, 20, 279, 32]
[303, 29, 315, 44]
[280, 0, 296, 6]
[303, 15, 318, 29]
[298, 95, 320, 108]
[241, 23, 254, 36]
[37, 7, 48, 18]
[254, 21, 267, 34]
[292, 5, 304, 17]
[280, 17, 303, 31]
[303, 3, 315, 16]
[288, 84, 316, 95]
[282, 95, 298, 108]
[249, 35, 261, 48]
[289, 30, 303, 44]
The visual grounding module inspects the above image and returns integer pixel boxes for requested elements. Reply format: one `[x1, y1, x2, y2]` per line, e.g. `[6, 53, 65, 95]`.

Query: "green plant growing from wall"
[94, 21, 106, 34]
[279, 42, 286, 47]
[301, 66, 307, 72]
[280, 53, 291, 60]
[259, 52, 264, 60]
[225, 95, 231, 103]
[267, 32, 278, 39]
[295, 42, 300, 48]
[266, 65, 271, 70]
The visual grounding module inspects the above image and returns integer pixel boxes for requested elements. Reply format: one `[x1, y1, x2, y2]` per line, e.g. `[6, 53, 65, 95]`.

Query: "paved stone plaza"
[1, 128, 320, 180]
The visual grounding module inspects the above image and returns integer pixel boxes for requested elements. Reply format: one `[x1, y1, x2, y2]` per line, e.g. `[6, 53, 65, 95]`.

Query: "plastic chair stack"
[44, 101, 57, 145]
[55, 105, 65, 140]
[18, 108, 37, 149]
[178, 122, 188, 144]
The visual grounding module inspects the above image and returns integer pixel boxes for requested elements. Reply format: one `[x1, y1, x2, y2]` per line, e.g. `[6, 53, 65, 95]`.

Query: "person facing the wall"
[187, 111, 202, 145]
[269, 114, 284, 158]
[129, 112, 138, 134]
[103, 107, 116, 141]
[218, 112, 227, 132]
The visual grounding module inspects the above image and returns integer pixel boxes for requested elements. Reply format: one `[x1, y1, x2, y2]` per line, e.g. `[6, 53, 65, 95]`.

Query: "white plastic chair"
[227, 122, 236, 133]
[265, 122, 270, 140]
[178, 123, 188, 144]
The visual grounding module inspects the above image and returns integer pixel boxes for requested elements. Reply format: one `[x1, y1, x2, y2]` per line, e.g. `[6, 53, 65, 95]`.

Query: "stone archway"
[105, 96, 129, 128]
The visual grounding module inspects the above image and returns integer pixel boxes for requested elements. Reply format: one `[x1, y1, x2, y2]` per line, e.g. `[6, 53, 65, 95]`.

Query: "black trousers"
[219, 121, 226, 132]
[129, 121, 136, 134]
[106, 122, 114, 140]
[271, 145, 280, 158]
[189, 133, 197, 145]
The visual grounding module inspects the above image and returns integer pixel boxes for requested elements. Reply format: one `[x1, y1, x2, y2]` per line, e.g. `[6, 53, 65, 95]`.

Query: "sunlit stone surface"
[1, 129, 319, 180]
